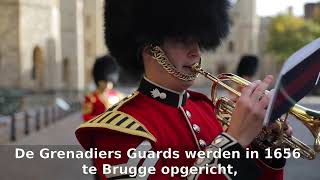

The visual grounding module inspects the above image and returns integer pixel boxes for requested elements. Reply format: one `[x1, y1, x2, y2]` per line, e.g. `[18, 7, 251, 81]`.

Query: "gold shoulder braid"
[78, 92, 156, 142]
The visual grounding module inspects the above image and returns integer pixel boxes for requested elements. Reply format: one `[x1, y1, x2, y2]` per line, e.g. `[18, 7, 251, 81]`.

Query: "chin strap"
[149, 45, 199, 82]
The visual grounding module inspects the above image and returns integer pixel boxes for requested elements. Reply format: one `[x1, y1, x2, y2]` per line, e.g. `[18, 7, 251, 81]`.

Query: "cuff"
[194, 133, 261, 180]
[250, 143, 286, 170]
[217, 133, 261, 180]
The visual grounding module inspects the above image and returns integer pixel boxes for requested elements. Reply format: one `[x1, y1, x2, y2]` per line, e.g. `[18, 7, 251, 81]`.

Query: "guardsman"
[82, 55, 123, 121]
[76, 1, 288, 179]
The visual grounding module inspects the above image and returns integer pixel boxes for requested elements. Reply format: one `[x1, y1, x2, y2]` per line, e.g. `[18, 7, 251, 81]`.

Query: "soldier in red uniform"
[76, 0, 290, 179]
[82, 55, 123, 121]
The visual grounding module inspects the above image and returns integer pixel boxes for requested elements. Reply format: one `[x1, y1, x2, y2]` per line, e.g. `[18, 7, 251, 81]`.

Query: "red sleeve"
[82, 95, 95, 121]
[92, 131, 182, 180]
[78, 128, 278, 180]
[256, 159, 284, 180]
[93, 130, 145, 180]
[93, 133, 229, 180]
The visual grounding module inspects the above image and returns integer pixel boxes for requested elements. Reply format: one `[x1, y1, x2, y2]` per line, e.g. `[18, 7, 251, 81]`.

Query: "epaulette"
[78, 92, 157, 142]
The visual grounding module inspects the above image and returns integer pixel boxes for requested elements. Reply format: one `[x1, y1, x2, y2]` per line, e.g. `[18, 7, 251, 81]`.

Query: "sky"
[257, 0, 320, 16]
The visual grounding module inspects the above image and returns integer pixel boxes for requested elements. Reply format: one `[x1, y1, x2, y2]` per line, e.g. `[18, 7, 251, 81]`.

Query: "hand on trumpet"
[226, 75, 292, 147]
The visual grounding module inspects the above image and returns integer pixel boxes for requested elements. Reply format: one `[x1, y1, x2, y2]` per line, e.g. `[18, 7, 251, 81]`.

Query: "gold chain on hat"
[149, 45, 199, 81]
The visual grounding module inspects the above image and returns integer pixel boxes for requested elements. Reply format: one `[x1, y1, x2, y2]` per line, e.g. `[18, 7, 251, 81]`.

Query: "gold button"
[199, 139, 206, 147]
[192, 124, 200, 133]
[186, 110, 192, 118]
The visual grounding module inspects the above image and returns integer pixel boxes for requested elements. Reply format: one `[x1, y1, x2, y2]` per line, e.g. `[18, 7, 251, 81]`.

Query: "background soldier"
[236, 55, 259, 82]
[82, 55, 123, 121]
[230, 55, 260, 101]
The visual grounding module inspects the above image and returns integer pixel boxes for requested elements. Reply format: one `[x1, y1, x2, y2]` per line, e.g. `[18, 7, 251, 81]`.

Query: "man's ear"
[142, 46, 155, 62]
[141, 46, 151, 67]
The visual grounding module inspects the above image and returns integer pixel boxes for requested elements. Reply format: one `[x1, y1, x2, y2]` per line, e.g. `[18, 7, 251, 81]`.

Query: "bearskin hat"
[236, 55, 259, 77]
[104, 0, 231, 76]
[92, 55, 120, 86]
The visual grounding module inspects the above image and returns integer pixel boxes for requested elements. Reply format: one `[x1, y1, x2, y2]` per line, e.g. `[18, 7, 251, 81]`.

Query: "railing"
[0, 101, 81, 143]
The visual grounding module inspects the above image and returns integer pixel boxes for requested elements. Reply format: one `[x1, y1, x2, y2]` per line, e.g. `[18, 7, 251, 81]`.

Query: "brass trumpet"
[192, 63, 320, 160]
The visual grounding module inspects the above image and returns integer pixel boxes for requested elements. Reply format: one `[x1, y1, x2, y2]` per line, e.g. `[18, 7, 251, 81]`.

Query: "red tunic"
[76, 78, 285, 180]
[82, 90, 122, 121]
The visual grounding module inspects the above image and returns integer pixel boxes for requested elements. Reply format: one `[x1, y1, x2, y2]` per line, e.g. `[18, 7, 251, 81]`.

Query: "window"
[32, 46, 44, 82]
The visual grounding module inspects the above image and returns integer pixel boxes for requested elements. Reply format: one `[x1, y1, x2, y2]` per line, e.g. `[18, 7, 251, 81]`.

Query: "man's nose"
[188, 43, 201, 59]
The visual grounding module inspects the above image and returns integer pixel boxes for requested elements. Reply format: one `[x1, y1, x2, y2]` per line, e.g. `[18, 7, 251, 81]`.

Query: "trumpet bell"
[290, 104, 320, 152]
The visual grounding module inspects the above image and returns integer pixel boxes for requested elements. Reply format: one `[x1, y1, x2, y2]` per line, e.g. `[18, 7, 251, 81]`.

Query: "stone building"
[304, 2, 320, 20]
[0, 0, 98, 91]
[0, 0, 63, 90]
[83, 0, 106, 88]
[197, 0, 260, 85]
[0, 0, 262, 90]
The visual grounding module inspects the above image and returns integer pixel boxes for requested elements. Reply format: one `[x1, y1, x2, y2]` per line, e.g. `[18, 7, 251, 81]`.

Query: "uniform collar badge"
[151, 89, 167, 99]
[138, 77, 188, 107]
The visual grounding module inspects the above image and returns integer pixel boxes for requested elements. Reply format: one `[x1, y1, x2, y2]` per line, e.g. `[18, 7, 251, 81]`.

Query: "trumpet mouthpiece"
[191, 63, 201, 72]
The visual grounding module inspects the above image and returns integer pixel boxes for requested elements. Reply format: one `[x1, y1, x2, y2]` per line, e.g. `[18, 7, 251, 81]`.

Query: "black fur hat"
[104, 0, 231, 75]
[236, 55, 259, 77]
[92, 55, 120, 86]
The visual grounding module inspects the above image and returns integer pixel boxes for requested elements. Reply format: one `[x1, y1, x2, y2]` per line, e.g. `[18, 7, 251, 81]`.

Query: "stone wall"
[0, 0, 20, 87]
[19, 0, 62, 90]
[60, 0, 84, 91]
[197, 0, 260, 86]
[83, 0, 107, 90]
[83, 0, 97, 88]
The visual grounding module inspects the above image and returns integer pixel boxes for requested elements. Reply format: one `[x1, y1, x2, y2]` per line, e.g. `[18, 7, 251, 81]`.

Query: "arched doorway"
[32, 46, 44, 88]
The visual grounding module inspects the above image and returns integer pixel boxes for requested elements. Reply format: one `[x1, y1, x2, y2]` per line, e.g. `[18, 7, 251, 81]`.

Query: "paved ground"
[284, 103, 320, 180]
[10, 112, 82, 145]
[0, 113, 94, 180]
[0, 99, 319, 180]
